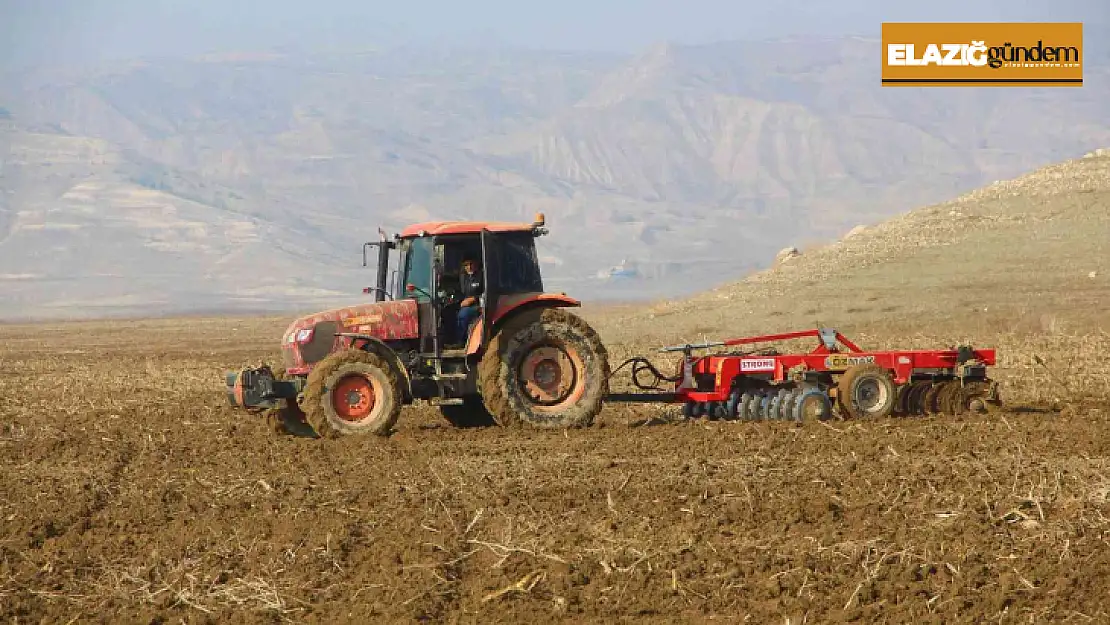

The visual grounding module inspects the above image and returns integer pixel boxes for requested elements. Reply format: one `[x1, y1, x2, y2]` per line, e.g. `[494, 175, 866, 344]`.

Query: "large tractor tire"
[836, 363, 896, 419]
[301, 348, 402, 437]
[478, 307, 610, 429]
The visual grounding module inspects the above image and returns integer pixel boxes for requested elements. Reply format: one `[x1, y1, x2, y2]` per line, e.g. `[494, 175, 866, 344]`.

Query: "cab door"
[479, 229, 501, 346]
[400, 235, 438, 352]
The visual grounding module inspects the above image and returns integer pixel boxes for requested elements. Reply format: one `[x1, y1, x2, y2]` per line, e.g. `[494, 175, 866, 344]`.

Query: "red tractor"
[226, 214, 611, 436]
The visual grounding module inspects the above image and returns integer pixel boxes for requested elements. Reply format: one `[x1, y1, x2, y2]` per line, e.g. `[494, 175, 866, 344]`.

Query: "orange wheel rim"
[233, 371, 246, 407]
[332, 375, 377, 421]
[518, 344, 585, 410]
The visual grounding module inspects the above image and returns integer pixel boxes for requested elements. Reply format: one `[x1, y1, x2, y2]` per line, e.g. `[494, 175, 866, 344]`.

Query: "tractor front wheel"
[301, 349, 402, 437]
[478, 308, 610, 429]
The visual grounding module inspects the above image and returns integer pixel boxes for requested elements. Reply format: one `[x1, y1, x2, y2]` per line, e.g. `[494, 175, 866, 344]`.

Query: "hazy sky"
[1, 0, 1106, 68]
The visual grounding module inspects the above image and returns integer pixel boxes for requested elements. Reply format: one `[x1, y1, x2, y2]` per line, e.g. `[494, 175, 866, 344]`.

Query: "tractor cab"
[367, 213, 554, 354]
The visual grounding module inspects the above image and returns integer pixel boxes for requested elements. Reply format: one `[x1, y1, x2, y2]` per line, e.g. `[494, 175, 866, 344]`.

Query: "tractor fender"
[337, 332, 414, 401]
[465, 293, 581, 355]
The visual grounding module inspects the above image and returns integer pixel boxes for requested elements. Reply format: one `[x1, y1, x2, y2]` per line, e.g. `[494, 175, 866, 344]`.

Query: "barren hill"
[1, 39, 1108, 319]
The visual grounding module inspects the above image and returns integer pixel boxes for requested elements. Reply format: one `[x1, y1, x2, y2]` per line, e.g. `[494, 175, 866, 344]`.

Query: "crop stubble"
[0, 316, 1108, 624]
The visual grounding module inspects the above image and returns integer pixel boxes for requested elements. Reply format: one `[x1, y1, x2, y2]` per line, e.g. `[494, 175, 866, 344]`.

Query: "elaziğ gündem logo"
[881, 22, 1083, 86]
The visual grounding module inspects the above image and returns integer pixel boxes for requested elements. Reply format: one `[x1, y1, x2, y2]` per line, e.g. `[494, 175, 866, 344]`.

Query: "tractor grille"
[300, 321, 339, 365]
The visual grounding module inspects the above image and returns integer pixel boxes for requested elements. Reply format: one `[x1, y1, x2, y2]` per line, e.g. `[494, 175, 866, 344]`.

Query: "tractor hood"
[280, 299, 420, 372]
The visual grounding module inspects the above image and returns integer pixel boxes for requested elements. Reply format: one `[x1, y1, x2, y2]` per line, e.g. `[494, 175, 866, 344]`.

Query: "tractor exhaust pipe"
[362, 228, 395, 303]
[375, 231, 391, 302]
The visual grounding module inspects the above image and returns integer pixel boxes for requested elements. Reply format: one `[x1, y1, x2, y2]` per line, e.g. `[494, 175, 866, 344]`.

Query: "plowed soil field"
[2, 315, 1109, 624]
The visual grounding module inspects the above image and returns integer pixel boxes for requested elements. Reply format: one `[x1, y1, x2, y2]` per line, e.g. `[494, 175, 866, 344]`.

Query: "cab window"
[402, 236, 435, 302]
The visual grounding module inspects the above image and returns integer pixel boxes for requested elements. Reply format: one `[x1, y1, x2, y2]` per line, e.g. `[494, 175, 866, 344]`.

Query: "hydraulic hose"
[609, 356, 686, 391]
[608, 347, 777, 392]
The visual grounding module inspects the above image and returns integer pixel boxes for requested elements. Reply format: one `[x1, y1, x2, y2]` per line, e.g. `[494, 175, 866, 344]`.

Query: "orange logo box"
[881, 22, 1083, 87]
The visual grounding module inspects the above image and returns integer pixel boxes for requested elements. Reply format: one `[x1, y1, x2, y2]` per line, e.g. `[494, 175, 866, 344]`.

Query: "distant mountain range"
[0, 38, 1107, 320]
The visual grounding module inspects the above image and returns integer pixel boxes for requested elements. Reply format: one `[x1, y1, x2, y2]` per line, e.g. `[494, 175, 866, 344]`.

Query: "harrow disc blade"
[924, 383, 946, 416]
[758, 394, 772, 420]
[893, 383, 913, 416]
[769, 391, 785, 421]
[905, 381, 932, 416]
[779, 389, 799, 421]
[743, 393, 760, 420]
[705, 401, 721, 421]
[736, 392, 754, 421]
[724, 392, 741, 421]
[936, 380, 965, 416]
[956, 380, 999, 414]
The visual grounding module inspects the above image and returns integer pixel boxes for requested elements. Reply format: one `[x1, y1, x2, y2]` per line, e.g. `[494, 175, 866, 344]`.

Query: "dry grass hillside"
[593, 150, 1110, 408]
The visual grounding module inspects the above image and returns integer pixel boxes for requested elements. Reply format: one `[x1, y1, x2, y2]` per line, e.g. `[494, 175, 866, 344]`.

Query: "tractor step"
[434, 398, 465, 406]
[432, 373, 468, 380]
[422, 349, 467, 359]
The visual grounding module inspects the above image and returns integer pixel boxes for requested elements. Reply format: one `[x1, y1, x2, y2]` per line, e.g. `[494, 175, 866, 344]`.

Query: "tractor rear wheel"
[837, 363, 896, 419]
[478, 307, 610, 429]
[301, 348, 402, 437]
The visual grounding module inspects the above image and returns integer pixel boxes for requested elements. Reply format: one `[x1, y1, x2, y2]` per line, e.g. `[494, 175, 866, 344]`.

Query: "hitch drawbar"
[225, 366, 302, 410]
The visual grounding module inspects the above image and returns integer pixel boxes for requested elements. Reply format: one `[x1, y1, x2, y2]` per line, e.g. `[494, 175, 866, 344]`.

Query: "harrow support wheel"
[478, 307, 610, 429]
[793, 389, 833, 423]
[837, 363, 896, 419]
[301, 348, 402, 437]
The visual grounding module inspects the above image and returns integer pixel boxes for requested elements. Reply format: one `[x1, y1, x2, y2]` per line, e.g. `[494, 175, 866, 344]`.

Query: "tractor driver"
[456, 257, 483, 344]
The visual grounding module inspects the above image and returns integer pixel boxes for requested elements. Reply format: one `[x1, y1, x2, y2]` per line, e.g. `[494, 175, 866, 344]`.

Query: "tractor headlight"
[294, 328, 313, 343]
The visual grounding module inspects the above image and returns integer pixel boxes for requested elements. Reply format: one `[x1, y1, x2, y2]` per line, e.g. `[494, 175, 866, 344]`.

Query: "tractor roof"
[399, 215, 546, 238]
